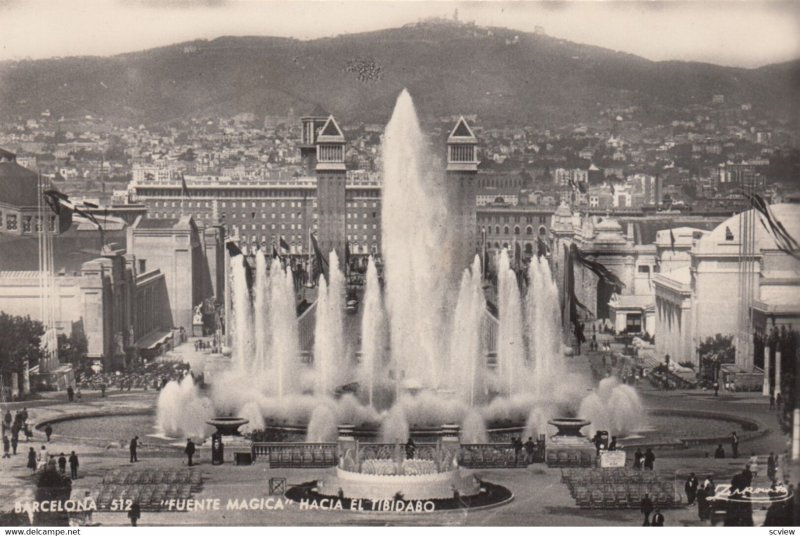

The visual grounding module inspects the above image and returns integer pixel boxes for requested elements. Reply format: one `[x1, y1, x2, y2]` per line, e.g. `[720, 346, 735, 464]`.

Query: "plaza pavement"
[0, 338, 796, 527]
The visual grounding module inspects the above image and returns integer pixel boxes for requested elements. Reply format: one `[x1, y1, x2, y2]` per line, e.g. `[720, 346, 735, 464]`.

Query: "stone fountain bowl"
[206, 417, 249, 436]
[547, 418, 591, 438]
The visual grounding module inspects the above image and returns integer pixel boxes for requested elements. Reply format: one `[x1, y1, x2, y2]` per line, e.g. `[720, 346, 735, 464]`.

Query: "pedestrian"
[67, 385, 74, 402]
[714, 444, 726, 458]
[731, 432, 739, 459]
[713, 381, 719, 396]
[696, 482, 708, 520]
[130, 436, 138, 463]
[2, 435, 9, 458]
[57, 453, 66, 475]
[11, 434, 18, 455]
[100, 383, 106, 398]
[769, 393, 775, 410]
[644, 448, 655, 470]
[69, 451, 79, 479]
[748, 453, 759, 478]
[512, 437, 522, 464]
[652, 508, 665, 526]
[37, 445, 47, 470]
[76, 388, 81, 401]
[608, 436, 617, 451]
[128, 501, 141, 526]
[45, 424, 53, 442]
[633, 447, 644, 469]
[3, 410, 11, 430]
[776, 392, 783, 412]
[685, 473, 699, 505]
[641, 493, 654, 525]
[185, 439, 196, 467]
[524, 436, 535, 464]
[767, 452, 777, 483]
[405, 438, 416, 460]
[27, 447, 37, 473]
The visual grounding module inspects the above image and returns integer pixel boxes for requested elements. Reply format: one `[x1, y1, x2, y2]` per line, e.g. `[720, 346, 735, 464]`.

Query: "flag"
[742, 191, 800, 259]
[272, 245, 280, 259]
[669, 229, 676, 251]
[570, 243, 625, 292]
[180, 175, 191, 198]
[536, 236, 549, 257]
[225, 240, 243, 258]
[43, 190, 101, 230]
[310, 232, 328, 282]
[280, 237, 291, 252]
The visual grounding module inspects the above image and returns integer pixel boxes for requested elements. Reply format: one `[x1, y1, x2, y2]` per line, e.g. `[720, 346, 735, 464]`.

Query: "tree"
[57, 321, 89, 371]
[0, 313, 45, 374]
[698, 334, 735, 363]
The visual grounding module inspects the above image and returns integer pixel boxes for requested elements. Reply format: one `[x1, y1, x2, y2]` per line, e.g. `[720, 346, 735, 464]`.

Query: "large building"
[0, 148, 71, 237]
[654, 204, 800, 376]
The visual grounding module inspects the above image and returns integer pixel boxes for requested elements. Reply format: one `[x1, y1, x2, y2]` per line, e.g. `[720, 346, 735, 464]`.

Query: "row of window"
[0, 214, 56, 232]
[478, 215, 548, 224]
[484, 225, 544, 236]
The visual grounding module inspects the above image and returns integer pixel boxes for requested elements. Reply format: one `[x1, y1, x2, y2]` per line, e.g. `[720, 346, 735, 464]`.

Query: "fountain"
[155, 89, 644, 486]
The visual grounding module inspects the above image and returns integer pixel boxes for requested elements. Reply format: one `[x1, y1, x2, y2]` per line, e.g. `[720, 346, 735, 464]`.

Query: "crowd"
[76, 361, 191, 392]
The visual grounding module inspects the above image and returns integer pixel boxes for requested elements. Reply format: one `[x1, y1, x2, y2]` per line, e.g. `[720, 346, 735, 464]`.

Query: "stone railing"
[251, 442, 337, 468]
[458, 443, 531, 468]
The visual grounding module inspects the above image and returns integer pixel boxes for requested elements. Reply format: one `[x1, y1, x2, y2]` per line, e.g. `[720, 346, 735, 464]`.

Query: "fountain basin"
[548, 418, 591, 437]
[206, 417, 249, 436]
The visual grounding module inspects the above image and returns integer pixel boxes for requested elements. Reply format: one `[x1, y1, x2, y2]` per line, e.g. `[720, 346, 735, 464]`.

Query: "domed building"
[654, 203, 800, 390]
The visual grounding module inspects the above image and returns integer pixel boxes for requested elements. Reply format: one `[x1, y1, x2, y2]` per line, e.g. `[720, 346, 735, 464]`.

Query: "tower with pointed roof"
[315, 115, 347, 268]
[446, 117, 479, 271]
[299, 104, 330, 172]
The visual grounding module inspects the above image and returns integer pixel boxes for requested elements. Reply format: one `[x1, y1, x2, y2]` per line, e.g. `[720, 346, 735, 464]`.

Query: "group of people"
[25, 445, 80, 478]
[632, 447, 656, 470]
[2, 408, 34, 459]
[511, 436, 538, 464]
[193, 338, 219, 353]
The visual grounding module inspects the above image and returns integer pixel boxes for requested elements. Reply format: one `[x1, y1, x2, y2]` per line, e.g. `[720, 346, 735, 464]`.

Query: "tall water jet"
[230, 256, 254, 373]
[447, 256, 486, 406]
[359, 256, 386, 407]
[253, 250, 271, 375]
[382, 89, 452, 391]
[381, 404, 410, 443]
[578, 377, 644, 437]
[461, 410, 488, 443]
[526, 256, 561, 397]
[156, 375, 215, 439]
[307, 405, 339, 442]
[313, 251, 347, 396]
[496, 249, 527, 396]
[269, 258, 301, 398]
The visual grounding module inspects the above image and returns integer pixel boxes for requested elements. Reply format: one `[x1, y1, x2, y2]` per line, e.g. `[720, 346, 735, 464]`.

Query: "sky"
[0, 0, 798, 68]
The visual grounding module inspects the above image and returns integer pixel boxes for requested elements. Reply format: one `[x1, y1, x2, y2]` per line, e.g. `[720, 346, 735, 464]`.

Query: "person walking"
[11, 434, 18, 455]
[769, 393, 775, 410]
[185, 439, 196, 467]
[57, 453, 67, 475]
[714, 444, 726, 458]
[66, 386, 74, 402]
[128, 501, 141, 526]
[652, 508, 665, 526]
[685, 473, 699, 505]
[45, 424, 53, 442]
[731, 432, 739, 459]
[608, 436, 617, 451]
[696, 481, 709, 520]
[69, 451, 79, 479]
[713, 381, 719, 396]
[767, 452, 777, 483]
[641, 493, 654, 525]
[512, 437, 522, 464]
[3, 410, 11, 431]
[2, 435, 9, 458]
[129, 436, 138, 463]
[27, 447, 37, 473]
[775, 392, 783, 413]
[524, 436, 535, 464]
[633, 448, 644, 469]
[748, 453, 759, 478]
[644, 448, 656, 470]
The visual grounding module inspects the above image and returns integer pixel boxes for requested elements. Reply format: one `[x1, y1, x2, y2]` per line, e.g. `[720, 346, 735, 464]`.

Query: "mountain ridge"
[1, 21, 797, 126]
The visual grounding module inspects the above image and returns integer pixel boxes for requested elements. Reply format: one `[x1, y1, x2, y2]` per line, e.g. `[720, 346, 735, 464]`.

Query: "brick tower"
[446, 117, 479, 272]
[315, 115, 347, 268]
